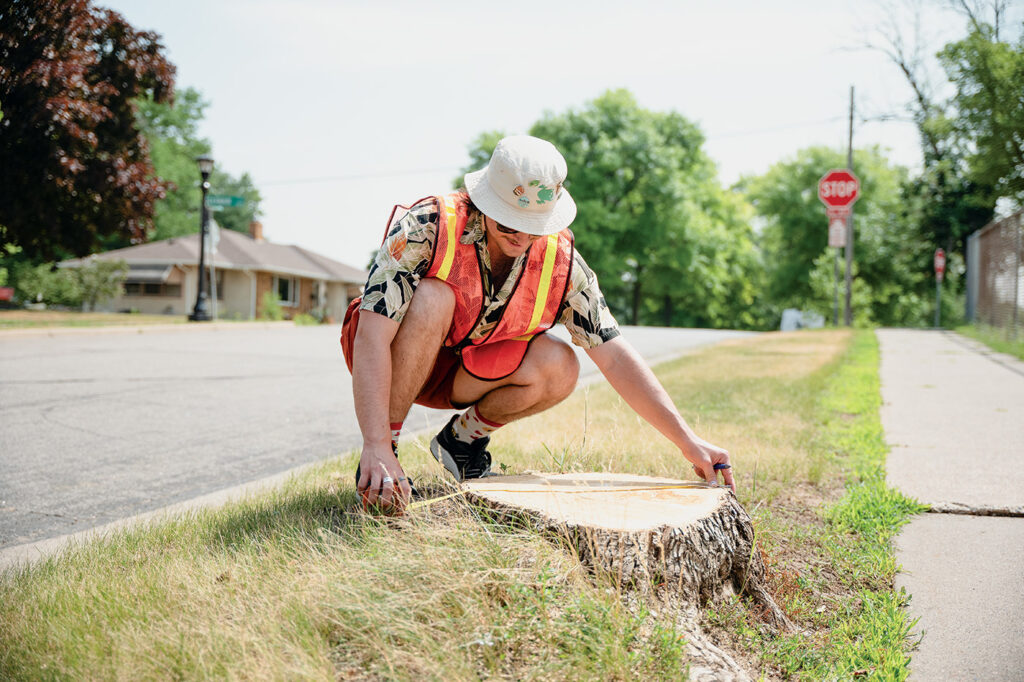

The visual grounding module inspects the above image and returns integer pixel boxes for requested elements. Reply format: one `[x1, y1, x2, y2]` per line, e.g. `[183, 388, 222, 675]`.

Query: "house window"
[275, 276, 298, 306]
[124, 282, 182, 297]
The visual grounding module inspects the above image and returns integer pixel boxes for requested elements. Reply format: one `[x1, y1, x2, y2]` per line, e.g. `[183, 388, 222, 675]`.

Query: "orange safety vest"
[425, 192, 574, 381]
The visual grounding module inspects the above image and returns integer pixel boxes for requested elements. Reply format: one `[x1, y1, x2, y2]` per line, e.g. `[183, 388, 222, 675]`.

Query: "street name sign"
[205, 194, 246, 211]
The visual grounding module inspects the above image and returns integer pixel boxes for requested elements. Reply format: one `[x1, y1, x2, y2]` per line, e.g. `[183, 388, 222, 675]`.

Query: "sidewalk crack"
[926, 501, 1024, 518]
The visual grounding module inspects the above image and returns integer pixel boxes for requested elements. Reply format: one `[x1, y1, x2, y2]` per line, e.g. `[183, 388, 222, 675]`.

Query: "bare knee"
[520, 335, 579, 400]
[394, 279, 454, 352]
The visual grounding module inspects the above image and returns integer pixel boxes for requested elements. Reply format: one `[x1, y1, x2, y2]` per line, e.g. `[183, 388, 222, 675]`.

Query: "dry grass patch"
[488, 330, 848, 504]
[1, 475, 691, 680]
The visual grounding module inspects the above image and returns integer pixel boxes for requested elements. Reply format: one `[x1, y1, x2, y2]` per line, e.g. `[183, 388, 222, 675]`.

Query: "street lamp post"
[189, 155, 214, 321]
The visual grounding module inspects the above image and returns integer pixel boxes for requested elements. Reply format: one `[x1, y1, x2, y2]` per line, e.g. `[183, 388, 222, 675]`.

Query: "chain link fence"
[966, 210, 1023, 339]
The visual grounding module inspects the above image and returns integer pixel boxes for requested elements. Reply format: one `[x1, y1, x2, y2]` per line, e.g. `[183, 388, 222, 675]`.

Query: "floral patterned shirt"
[359, 196, 620, 349]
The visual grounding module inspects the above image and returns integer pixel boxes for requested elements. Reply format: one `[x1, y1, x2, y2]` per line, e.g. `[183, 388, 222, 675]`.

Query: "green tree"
[135, 87, 262, 241]
[462, 90, 764, 329]
[869, 0, 1003, 255]
[742, 145, 934, 326]
[940, 23, 1024, 208]
[11, 261, 82, 307]
[0, 0, 175, 260]
[68, 258, 128, 311]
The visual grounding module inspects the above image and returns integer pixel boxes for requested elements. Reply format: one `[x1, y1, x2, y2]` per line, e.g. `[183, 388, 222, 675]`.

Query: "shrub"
[13, 262, 82, 307]
[292, 313, 319, 326]
[258, 292, 284, 320]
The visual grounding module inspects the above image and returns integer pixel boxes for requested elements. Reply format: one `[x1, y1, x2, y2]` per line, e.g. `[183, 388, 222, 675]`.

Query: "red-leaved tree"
[0, 0, 175, 260]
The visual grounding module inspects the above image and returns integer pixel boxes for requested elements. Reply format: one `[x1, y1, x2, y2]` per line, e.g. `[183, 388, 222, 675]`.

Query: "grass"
[954, 323, 1024, 361]
[0, 310, 187, 328]
[702, 331, 927, 680]
[0, 329, 922, 680]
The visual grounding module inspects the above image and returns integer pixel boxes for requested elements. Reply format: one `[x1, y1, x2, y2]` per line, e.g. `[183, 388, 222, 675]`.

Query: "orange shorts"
[340, 298, 463, 410]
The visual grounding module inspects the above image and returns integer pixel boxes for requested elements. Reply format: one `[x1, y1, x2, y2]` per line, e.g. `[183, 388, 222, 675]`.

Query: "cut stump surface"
[462, 472, 788, 629]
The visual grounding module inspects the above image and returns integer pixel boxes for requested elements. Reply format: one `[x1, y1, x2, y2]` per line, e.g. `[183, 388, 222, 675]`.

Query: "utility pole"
[845, 85, 854, 327]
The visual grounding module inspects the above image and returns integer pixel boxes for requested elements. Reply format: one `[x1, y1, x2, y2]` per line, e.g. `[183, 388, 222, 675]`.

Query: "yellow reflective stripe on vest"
[436, 195, 459, 280]
[527, 233, 560, 331]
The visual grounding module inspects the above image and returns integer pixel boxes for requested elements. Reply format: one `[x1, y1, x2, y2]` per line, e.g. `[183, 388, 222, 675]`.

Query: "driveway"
[0, 323, 753, 552]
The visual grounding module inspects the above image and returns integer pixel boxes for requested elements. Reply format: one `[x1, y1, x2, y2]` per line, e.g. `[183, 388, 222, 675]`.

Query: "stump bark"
[462, 472, 788, 630]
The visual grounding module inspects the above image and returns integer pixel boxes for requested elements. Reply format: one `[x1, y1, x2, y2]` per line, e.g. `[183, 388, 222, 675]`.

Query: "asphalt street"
[0, 322, 753, 552]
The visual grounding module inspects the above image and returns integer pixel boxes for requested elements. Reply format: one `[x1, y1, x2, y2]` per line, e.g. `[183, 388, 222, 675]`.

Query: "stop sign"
[818, 169, 861, 208]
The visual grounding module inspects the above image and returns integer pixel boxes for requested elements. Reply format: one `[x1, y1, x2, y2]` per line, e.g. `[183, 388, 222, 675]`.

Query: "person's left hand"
[684, 435, 735, 492]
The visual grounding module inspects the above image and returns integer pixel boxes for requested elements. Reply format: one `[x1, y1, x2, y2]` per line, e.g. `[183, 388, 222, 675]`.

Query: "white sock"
[451, 405, 504, 444]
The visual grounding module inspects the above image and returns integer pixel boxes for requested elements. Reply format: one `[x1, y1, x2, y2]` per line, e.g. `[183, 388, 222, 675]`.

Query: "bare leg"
[386, 279, 454, 422]
[450, 334, 580, 424]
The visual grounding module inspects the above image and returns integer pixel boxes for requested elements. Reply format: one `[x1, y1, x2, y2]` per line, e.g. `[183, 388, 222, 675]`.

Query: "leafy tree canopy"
[461, 90, 766, 329]
[741, 145, 938, 326]
[940, 22, 1024, 210]
[0, 0, 175, 260]
[135, 87, 262, 241]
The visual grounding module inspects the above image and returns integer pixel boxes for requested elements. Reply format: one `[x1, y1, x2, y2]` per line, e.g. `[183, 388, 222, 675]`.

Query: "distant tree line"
[460, 4, 1021, 330]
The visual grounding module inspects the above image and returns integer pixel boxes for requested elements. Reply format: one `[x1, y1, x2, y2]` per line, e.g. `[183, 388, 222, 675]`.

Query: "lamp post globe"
[189, 155, 215, 321]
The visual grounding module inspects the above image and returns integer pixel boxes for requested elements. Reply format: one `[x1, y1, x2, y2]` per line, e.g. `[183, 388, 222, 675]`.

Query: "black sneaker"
[430, 414, 497, 481]
[355, 442, 419, 497]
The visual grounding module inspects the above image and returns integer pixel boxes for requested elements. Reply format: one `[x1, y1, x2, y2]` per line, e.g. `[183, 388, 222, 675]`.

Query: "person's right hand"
[356, 442, 412, 513]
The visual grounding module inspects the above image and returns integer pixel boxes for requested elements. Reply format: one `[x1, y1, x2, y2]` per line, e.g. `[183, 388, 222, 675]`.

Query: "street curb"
[0, 456, 340, 573]
[0, 320, 304, 338]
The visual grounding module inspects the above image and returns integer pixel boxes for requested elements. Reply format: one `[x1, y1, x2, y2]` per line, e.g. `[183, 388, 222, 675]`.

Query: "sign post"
[934, 248, 946, 328]
[818, 169, 860, 326]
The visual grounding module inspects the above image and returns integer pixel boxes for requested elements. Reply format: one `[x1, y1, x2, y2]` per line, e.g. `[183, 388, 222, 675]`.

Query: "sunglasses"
[495, 222, 540, 239]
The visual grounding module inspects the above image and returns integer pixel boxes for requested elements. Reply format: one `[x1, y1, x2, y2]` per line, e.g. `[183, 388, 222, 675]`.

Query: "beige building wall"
[99, 265, 189, 316]
[218, 270, 255, 320]
[324, 282, 361, 323]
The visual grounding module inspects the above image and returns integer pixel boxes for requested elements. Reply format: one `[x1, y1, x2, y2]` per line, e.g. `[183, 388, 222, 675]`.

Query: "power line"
[712, 116, 848, 139]
[260, 165, 461, 187]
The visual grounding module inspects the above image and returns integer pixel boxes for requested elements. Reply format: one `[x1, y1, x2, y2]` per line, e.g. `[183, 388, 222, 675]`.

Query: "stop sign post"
[818, 169, 861, 327]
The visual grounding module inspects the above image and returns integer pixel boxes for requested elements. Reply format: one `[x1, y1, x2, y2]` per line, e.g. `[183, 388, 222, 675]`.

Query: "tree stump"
[462, 472, 788, 629]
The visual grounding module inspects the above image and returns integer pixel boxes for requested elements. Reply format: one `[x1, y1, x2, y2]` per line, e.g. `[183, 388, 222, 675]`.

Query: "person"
[341, 135, 734, 511]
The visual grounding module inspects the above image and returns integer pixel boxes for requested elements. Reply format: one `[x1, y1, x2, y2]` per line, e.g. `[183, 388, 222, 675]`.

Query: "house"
[60, 222, 367, 321]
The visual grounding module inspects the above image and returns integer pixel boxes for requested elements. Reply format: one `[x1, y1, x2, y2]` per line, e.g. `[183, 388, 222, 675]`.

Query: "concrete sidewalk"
[878, 329, 1024, 681]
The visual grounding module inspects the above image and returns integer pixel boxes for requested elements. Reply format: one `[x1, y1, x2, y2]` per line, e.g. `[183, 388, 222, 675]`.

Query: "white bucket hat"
[464, 135, 577, 236]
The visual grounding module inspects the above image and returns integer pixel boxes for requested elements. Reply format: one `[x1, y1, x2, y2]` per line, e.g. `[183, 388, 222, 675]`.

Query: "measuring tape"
[405, 480, 723, 512]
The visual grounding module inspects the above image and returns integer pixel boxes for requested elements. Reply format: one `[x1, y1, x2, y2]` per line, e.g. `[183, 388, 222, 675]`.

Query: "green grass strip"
[710, 330, 928, 680]
[801, 330, 926, 680]
[954, 323, 1024, 361]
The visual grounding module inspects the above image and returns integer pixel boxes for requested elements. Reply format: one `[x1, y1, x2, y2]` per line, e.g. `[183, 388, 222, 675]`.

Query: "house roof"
[62, 227, 368, 284]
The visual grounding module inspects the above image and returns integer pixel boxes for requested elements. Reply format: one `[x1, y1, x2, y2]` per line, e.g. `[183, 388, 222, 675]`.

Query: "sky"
[99, 0, 992, 270]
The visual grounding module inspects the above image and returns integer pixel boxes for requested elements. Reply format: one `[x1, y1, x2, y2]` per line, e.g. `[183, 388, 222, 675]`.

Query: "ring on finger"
[382, 476, 394, 485]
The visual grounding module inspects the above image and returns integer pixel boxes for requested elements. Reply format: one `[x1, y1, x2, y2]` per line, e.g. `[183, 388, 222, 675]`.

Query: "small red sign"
[934, 248, 946, 282]
[818, 169, 861, 209]
[0, 287, 13, 302]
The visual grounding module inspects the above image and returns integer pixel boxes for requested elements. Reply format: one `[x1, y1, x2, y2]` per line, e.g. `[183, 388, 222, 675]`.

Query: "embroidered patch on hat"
[518, 196, 530, 207]
[535, 184, 554, 205]
[513, 185, 525, 197]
